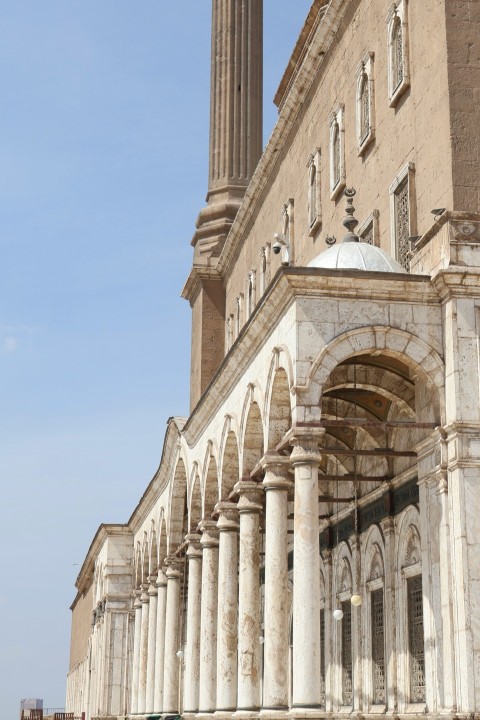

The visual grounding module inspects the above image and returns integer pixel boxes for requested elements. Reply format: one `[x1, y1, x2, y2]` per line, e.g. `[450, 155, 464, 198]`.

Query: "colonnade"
[129, 435, 322, 717]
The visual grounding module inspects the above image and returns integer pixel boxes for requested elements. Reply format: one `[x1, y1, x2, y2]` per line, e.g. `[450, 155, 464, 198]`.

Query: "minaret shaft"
[209, 0, 263, 195]
[193, 0, 263, 260]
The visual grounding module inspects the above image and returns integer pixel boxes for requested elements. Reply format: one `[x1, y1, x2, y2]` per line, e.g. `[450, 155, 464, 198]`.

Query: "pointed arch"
[203, 446, 219, 518]
[242, 400, 264, 477]
[149, 526, 159, 576]
[168, 457, 188, 553]
[190, 468, 202, 531]
[221, 429, 240, 499]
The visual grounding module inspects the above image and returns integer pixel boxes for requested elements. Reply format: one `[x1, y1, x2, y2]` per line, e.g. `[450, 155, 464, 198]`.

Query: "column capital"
[234, 480, 264, 514]
[156, 569, 167, 588]
[133, 590, 142, 610]
[215, 500, 240, 531]
[286, 427, 324, 465]
[199, 518, 219, 547]
[164, 556, 182, 581]
[186, 533, 203, 559]
[147, 576, 158, 597]
[260, 452, 293, 492]
[140, 588, 150, 604]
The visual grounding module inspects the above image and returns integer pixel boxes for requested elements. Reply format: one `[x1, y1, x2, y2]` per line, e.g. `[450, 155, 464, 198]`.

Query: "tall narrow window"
[371, 589, 386, 704]
[395, 177, 410, 270]
[407, 576, 426, 703]
[333, 122, 341, 187]
[387, 1, 409, 106]
[307, 150, 321, 234]
[390, 162, 415, 271]
[259, 244, 270, 296]
[329, 105, 345, 198]
[226, 315, 233, 351]
[246, 271, 256, 318]
[360, 73, 370, 142]
[320, 608, 326, 707]
[392, 17, 403, 91]
[356, 52, 375, 153]
[235, 296, 242, 338]
[342, 601, 353, 706]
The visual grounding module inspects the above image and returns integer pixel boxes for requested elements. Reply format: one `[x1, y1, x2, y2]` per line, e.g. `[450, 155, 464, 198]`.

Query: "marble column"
[380, 516, 397, 713]
[163, 559, 182, 714]
[235, 480, 264, 711]
[216, 501, 240, 711]
[184, 534, 203, 714]
[130, 590, 142, 715]
[261, 455, 292, 710]
[290, 433, 322, 708]
[137, 586, 150, 714]
[198, 519, 220, 713]
[153, 570, 168, 713]
[145, 576, 158, 714]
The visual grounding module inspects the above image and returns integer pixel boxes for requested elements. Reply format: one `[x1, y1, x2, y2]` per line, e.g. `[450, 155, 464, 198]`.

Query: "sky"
[0, 2, 313, 716]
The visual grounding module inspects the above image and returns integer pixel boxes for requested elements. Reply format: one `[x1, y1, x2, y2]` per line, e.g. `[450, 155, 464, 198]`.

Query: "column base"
[288, 709, 327, 720]
[260, 710, 289, 720]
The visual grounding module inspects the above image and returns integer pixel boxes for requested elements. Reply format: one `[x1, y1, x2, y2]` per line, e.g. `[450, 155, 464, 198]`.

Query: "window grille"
[235, 297, 241, 338]
[394, 177, 410, 270]
[408, 575, 426, 703]
[371, 589, 386, 704]
[360, 73, 370, 143]
[309, 163, 317, 227]
[342, 601, 353, 705]
[360, 221, 374, 245]
[333, 123, 341, 188]
[392, 16, 404, 91]
[320, 608, 326, 707]
[227, 315, 233, 350]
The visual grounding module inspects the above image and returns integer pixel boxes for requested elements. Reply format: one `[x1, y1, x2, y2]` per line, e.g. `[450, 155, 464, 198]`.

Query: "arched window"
[333, 122, 341, 188]
[235, 296, 242, 338]
[360, 73, 370, 142]
[246, 271, 255, 318]
[226, 314, 233, 350]
[329, 105, 345, 197]
[309, 162, 317, 226]
[356, 52, 375, 153]
[392, 16, 403, 91]
[387, 1, 409, 106]
[307, 150, 321, 235]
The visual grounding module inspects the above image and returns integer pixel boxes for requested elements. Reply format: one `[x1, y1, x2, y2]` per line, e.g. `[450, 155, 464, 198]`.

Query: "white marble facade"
[66, 0, 480, 718]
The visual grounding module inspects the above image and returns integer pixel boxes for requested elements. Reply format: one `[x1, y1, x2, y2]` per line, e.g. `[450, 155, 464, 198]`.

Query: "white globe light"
[351, 594, 362, 607]
[333, 608, 344, 621]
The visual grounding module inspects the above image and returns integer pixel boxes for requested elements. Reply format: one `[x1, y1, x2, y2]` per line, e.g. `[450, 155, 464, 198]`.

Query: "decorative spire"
[342, 188, 360, 243]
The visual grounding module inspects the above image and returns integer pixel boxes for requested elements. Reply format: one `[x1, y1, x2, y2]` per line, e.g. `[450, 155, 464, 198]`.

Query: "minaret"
[183, 0, 263, 409]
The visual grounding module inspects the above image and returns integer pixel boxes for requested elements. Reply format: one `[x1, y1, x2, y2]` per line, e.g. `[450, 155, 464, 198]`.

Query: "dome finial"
[342, 187, 360, 243]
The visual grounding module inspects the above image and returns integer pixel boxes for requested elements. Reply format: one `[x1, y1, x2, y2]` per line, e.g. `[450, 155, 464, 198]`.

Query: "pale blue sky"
[0, 2, 312, 715]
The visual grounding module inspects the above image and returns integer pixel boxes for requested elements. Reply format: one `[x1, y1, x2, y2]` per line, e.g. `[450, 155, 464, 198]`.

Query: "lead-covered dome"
[308, 241, 406, 273]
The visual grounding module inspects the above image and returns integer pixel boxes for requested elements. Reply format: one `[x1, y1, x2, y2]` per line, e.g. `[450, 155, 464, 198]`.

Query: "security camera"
[273, 232, 285, 254]
[272, 232, 292, 265]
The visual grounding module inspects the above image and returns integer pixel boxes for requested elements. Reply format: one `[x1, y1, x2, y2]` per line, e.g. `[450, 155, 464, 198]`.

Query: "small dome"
[308, 241, 406, 273]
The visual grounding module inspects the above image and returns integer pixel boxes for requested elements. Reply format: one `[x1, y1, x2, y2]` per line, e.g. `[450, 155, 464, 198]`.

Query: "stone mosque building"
[66, 1, 480, 719]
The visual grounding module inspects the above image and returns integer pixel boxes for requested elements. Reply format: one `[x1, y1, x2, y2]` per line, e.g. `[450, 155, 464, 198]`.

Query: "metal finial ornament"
[325, 235, 337, 246]
[342, 187, 360, 243]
